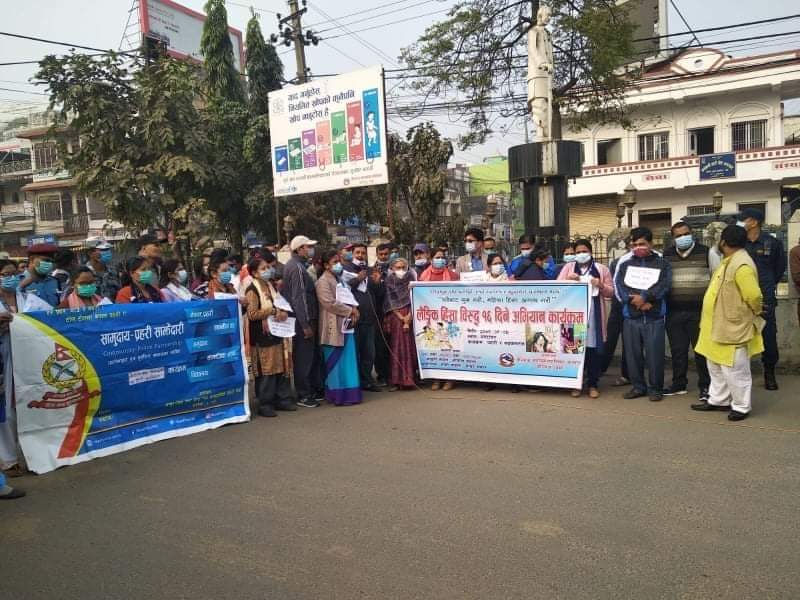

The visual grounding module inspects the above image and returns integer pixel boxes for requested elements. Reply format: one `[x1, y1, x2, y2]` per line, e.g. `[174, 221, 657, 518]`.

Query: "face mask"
[259, 267, 275, 281]
[632, 246, 650, 258]
[306, 247, 316, 259]
[389, 252, 399, 261]
[394, 269, 407, 279]
[674, 234, 694, 251]
[736, 220, 746, 229]
[76, 283, 97, 298]
[432, 258, 447, 269]
[562, 254, 576, 263]
[464, 242, 476, 253]
[218, 271, 233, 285]
[342, 251, 353, 262]
[331, 263, 343, 275]
[176, 269, 188, 284]
[1, 275, 19, 290]
[520, 249, 532, 258]
[138, 270, 154, 285]
[353, 258, 366, 267]
[99, 250, 113, 264]
[575, 252, 592, 265]
[491, 264, 505, 275]
[415, 258, 428, 267]
[36, 260, 53, 276]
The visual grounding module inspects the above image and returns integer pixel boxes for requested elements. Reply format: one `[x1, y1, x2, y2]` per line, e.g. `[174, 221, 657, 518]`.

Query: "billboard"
[139, 0, 244, 72]
[268, 66, 389, 196]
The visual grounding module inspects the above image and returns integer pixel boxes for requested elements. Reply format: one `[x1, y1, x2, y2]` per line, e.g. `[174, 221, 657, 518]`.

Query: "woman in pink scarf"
[419, 249, 458, 390]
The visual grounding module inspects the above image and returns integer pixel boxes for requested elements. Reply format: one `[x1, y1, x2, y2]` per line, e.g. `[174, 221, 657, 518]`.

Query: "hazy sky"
[2, 0, 800, 164]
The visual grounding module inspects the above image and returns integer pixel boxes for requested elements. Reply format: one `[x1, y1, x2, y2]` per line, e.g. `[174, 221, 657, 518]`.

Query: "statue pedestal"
[508, 140, 582, 255]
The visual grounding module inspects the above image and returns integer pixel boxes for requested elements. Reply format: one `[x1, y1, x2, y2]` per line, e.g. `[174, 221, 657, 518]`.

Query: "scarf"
[420, 265, 457, 281]
[67, 292, 102, 309]
[384, 271, 415, 311]
[166, 283, 194, 301]
[253, 278, 276, 336]
[578, 261, 603, 345]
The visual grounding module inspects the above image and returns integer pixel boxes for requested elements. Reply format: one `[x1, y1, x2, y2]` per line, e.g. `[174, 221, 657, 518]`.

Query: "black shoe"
[623, 389, 647, 400]
[765, 368, 778, 391]
[275, 400, 298, 411]
[691, 401, 729, 412]
[649, 393, 663, 402]
[698, 388, 710, 402]
[361, 385, 383, 393]
[0, 487, 25, 500]
[296, 398, 320, 408]
[728, 410, 749, 421]
[662, 384, 687, 396]
[258, 405, 277, 418]
[612, 377, 630, 387]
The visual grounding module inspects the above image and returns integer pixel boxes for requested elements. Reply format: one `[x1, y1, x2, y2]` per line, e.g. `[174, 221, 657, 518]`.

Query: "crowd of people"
[0, 207, 793, 500]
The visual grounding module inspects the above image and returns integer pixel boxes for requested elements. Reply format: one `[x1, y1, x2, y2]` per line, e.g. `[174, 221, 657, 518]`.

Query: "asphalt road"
[3, 375, 800, 600]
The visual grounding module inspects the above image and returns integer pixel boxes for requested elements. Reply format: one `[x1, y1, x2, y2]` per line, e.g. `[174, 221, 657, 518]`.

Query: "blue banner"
[411, 282, 590, 389]
[699, 153, 736, 180]
[11, 300, 249, 474]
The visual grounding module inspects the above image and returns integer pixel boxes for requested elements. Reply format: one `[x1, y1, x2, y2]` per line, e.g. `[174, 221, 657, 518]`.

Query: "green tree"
[399, 0, 636, 146]
[200, 0, 245, 104]
[35, 53, 211, 253]
[388, 123, 453, 241]
[245, 15, 283, 116]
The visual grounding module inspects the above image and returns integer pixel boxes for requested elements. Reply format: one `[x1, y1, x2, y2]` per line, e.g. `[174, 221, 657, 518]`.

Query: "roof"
[21, 178, 75, 192]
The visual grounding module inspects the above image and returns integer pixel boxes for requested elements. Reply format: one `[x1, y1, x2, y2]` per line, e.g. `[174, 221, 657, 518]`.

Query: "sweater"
[662, 243, 711, 311]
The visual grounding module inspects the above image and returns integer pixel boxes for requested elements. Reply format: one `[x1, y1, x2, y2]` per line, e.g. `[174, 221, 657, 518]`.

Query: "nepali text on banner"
[10, 299, 249, 474]
[410, 281, 591, 389]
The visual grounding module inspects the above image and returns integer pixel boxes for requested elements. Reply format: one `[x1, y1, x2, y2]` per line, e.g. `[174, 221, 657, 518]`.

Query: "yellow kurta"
[695, 255, 764, 367]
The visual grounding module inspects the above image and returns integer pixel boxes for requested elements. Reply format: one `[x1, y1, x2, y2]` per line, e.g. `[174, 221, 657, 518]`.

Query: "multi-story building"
[565, 47, 800, 242]
[440, 164, 470, 218]
[0, 137, 35, 255]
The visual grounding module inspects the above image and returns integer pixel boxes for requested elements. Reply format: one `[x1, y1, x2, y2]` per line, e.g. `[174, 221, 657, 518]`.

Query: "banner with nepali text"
[410, 281, 590, 388]
[10, 300, 249, 474]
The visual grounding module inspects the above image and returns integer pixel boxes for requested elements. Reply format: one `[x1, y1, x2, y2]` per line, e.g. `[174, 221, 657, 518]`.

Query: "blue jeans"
[623, 318, 666, 395]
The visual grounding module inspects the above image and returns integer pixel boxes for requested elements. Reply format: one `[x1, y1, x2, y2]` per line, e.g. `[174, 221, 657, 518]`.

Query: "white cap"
[290, 235, 318, 252]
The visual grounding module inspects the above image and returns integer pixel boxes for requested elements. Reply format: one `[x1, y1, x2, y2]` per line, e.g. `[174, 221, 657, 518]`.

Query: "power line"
[0, 30, 137, 56]
[322, 8, 451, 41]
[324, 40, 367, 68]
[226, 1, 279, 14]
[315, 0, 436, 35]
[668, 0, 701, 46]
[305, 0, 423, 29]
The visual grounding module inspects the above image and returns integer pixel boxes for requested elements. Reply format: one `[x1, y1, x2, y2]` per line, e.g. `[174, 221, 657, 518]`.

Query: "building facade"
[565, 48, 800, 243]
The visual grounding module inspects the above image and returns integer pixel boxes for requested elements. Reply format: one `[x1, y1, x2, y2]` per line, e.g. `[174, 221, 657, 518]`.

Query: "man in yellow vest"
[691, 225, 764, 421]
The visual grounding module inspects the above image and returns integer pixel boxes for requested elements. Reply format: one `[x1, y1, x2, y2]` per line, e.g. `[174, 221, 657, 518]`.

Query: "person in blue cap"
[738, 207, 786, 390]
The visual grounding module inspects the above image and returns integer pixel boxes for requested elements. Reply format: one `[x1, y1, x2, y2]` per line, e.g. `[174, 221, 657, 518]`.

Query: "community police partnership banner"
[10, 300, 249, 474]
[411, 282, 591, 389]
[268, 66, 389, 196]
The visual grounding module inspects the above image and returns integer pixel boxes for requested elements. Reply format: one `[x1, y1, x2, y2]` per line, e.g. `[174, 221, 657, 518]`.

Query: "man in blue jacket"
[615, 227, 673, 402]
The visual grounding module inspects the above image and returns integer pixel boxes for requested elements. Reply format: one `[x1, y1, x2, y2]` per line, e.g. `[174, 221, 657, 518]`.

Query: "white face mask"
[394, 269, 407, 279]
[575, 252, 592, 265]
[353, 258, 366, 266]
[491, 264, 505, 275]
[464, 241, 477, 253]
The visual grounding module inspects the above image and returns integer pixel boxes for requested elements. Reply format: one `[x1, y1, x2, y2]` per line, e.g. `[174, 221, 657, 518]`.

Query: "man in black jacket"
[615, 227, 673, 402]
[343, 242, 382, 392]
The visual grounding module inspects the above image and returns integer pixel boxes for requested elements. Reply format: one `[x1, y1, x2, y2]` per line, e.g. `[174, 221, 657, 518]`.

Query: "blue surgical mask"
[389, 252, 399, 261]
[675, 234, 694, 251]
[520, 249, 532, 258]
[331, 263, 343, 275]
[176, 269, 188, 284]
[575, 252, 592, 265]
[415, 258, 428, 267]
[259, 267, 275, 282]
[36, 260, 53, 276]
[138, 270, 154, 285]
[1, 274, 19, 290]
[76, 283, 97, 298]
[342, 251, 353, 262]
[99, 250, 113, 264]
[218, 271, 233, 285]
[562, 254, 576, 263]
[432, 258, 447, 269]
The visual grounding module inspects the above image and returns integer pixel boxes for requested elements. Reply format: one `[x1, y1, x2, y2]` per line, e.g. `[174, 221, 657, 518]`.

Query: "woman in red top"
[116, 257, 162, 304]
[418, 249, 459, 391]
[207, 255, 237, 299]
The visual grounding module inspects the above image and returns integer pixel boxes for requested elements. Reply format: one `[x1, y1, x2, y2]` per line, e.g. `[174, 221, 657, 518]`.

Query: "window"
[37, 193, 62, 221]
[686, 205, 715, 217]
[737, 202, 766, 217]
[597, 138, 622, 165]
[33, 142, 58, 170]
[638, 132, 669, 161]
[732, 120, 766, 151]
[688, 127, 714, 156]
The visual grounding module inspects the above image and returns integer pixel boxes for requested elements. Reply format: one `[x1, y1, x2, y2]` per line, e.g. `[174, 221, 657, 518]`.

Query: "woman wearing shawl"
[58, 267, 104, 308]
[316, 249, 362, 406]
[557, 238, 614, 398]
[159, 259, 196, 302]
[245, 254, 297, 417]
[419, 249, 457, 390]
[383, 257, 417, 391]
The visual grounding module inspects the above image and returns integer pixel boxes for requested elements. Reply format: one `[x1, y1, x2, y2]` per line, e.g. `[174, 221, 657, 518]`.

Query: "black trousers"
[666, 309, 710, 391]
[293, 324, 321, 399]
[255, 373, 294, 408]
[585, 346, 603, 388]
[623, 318, 665, 395]
[355, 321, 376, 387]
[602, 300, 628, 379]
[374, 320, 390, 384]
[761, 302, 778, 368]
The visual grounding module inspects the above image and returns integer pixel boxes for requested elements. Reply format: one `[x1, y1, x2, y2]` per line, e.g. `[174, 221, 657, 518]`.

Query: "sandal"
[589, 388, 600, 399]
[441, 381, 455, 391]
[3, 464, 26, 478]
[570, 389, 582, 398]
[431, 382, 441, 391]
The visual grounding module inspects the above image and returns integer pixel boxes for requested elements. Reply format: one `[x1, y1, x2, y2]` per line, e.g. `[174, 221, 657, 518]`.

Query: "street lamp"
[616, 201, 626, 229]
[623, 181, 638, 228]
[712, 191, 724, 218]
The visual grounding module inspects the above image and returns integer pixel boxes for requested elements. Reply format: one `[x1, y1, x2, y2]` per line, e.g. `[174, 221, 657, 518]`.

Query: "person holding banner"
[482, 254, 509, 281]
[384, 257, 418, 391]
[245, 255, 297, 417]
[159, 259, 196, 302]
[116, 257, 162, 304]
[207, 256, 238, 299]
[316, 250, 362, 406]
[420, 249, 458, 391]
[0, 259, 23, 480]
[558, 239, 614, 398]
[58, 267, 104, 309]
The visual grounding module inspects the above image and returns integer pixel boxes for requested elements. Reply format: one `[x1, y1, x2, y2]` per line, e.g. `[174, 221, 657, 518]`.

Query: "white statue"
[528, 4, 554, 142]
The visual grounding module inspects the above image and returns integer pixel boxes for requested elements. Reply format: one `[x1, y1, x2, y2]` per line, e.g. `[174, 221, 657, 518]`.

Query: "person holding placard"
[420, 249, 459, 391]
[245, 255, 297, 417]
[383, 257, 417, 391]
[615, 227, 673, 402]
[316, 250, 362, 406]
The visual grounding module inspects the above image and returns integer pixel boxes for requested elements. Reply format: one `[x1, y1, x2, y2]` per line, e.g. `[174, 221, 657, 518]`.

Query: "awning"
[21, 178, 75, 192]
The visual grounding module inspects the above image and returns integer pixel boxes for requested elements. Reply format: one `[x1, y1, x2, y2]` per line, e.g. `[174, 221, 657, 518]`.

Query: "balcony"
[0, 159, 32, 179]
[0, 203, 35, 233]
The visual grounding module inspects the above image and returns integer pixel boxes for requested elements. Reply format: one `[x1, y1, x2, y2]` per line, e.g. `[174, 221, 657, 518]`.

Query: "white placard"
[579, 273, 600, 297]
[459, 271, 485, 282]
[267, 316, 296, 338]
[341, 317, 355, 334]
[22, 294, 53, 313]
[273, 293, 293, 313]
[342, 270, 368, 293]
[336, 285, 359, 307]
[623, 266, 661, 290]
[268, 66, 389, 196]
[212, 292, 239, 302]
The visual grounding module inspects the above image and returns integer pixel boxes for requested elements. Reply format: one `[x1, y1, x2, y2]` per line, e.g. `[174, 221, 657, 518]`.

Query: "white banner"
[268, 66, 389, 196]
